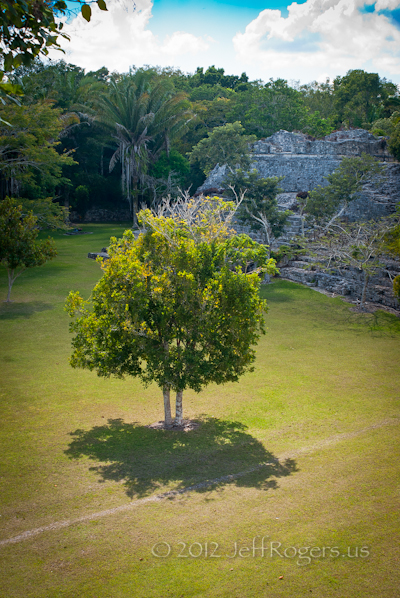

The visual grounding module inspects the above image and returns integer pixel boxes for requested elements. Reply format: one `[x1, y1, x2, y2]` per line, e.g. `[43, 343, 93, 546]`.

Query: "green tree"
[229, 79, 307, 138]
[0, 1, 109, 73]
[0, 197, 57, 301]
[189, 121, 256, 176]
[178, 96, 233, 157]
[0, 100, 76, 199]
[301, 110, 335, 138]
[97, 72, 193, 225]
[370, 110, 400, 162]
[66, 201, 274, 427]
[11, 59, 107, 110]
[388, 120, 400, 162]
[306, 154, 384, 230]
[300, 79, 336, 121]
[18, 196, 68, 228]
[333, 70, 398, 128]
[188, 66, 249, 92]
[226, 169, 287, 252]
[0, 0, 68, 72]
[371, 111, 400, 138]
[149, 149, 190, 189]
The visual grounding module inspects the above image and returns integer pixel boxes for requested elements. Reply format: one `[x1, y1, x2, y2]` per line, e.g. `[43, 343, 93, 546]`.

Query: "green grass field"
[0, 224, 399, 598]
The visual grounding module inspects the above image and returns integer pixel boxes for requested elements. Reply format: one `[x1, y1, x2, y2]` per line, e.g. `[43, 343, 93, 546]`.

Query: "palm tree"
[96, 71, 193, 225]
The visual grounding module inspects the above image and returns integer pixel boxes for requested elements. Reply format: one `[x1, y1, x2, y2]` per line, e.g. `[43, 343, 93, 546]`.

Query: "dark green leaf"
[81, 4, 92, 22]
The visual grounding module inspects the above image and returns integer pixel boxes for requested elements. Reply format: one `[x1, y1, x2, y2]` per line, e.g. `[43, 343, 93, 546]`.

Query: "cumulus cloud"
[50, 0, 210, 73]
[233, 0, 400, 82]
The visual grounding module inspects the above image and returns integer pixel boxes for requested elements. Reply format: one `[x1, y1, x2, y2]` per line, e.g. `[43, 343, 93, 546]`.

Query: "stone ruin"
[198, 129, 400, 310]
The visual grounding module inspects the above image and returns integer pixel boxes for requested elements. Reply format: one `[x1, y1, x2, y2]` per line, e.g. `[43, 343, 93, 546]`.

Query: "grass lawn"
[0, 223, 399, 597]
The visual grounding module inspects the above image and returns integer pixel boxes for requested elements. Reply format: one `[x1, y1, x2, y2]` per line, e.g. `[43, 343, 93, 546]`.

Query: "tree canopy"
[0, 196, 57, 301]
[189, 121, 256, 175]
[0, 100, 76, 199]
[66, 199, 276, 426]
[0, 1, 109, 73]
[1, 61, 398, 219]
[96, 71, 193, 224]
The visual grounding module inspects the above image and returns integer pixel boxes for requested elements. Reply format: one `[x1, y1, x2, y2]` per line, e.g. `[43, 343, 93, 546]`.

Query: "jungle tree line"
[0, 61, 400, 222]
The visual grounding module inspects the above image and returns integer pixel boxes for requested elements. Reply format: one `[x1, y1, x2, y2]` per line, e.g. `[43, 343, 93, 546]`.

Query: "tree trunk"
[6, 269, 15, 302]
[175, 391, 183, 425]
[163, 385, 172, 427]
[262, 225, 271, 258]
[324, 204, 346, 232]
[360, 272, 369, 311]
[133, 192, 138, 228]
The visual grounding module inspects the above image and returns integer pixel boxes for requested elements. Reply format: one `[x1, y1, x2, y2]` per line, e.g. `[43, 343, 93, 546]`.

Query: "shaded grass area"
[0, 224, 399, 597]
[65, 417, 297, 498]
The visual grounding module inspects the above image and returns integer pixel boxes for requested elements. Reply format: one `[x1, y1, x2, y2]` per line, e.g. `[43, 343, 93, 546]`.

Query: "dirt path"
[1, 417, 398, 548]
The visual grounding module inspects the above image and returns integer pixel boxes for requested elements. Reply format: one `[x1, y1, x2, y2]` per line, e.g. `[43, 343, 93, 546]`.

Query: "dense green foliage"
[229, 79, 308, 139]
[333, 70, 399, 128]
[0, 1, 108, 73]
[0, 0, 68, 72]
[66, 207, 272, 424]
[226, 168, 288, 250]
[0, 196, 57, 300]
[189, 121, 256, 175]
[0, 62, 397, 220]
[306, 154, 384, 229]
[95, 71, 193, 223]
[0, 100, 76, 199]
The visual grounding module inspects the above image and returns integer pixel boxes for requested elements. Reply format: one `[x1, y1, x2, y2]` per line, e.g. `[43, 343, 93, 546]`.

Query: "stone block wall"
[70, 207, 131, 223]
[197, 129, 400, 309]
[197, 129, 399, 222]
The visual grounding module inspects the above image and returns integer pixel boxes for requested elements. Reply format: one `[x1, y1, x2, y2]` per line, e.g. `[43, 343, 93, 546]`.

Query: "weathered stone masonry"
[198, 128, 399, 222]
[198, 129, 400, 309]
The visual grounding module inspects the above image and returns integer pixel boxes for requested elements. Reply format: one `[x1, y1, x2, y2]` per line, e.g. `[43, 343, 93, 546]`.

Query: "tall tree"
[0, 197, 57, 301]
[0, 100, 76, 199]
[300, 79, 336, 121]
[96, 72, 193, 224]
[66, 200, 276, 426]
[11, 60, 107, 111]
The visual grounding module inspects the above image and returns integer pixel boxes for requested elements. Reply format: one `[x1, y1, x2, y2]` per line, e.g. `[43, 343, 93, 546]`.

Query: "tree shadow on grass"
[351, 308, 400, 337]
[65, 417, 298, 499]
[0, 301, 53, 320]
[316, 302, 400, 337]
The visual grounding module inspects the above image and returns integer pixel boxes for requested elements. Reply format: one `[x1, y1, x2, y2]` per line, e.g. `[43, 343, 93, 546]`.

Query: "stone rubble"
[198, 129, 400, 311]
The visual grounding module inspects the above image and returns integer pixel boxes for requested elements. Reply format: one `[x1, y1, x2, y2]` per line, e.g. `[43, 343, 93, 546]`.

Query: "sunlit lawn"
[0, 224, 399, 597]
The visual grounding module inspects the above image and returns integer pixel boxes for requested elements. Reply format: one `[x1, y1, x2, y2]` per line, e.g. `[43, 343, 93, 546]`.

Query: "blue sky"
[57, 0, 400, 85]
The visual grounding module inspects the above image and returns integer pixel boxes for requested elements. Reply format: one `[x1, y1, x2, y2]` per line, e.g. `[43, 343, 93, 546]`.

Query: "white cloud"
[233, 0, 400, 83]
[50, 0, 210, 73]
[162, 32, 210, 56]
